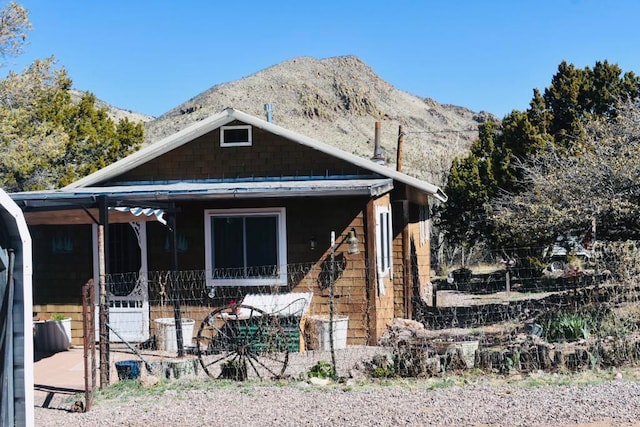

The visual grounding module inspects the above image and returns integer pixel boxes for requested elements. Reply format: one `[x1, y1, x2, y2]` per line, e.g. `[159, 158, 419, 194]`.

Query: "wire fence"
[104, 260, 386, 379]
[422, 242, 640, 322]
[399, 241, 640, 375]
[106, 262, 370, 336]
[431, 241, 640, 303]
[99, 241, 640, 380]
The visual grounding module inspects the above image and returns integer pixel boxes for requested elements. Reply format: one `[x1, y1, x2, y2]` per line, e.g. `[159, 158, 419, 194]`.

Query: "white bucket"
[312, 315, 348, 351]
[154, 317, 195, 352]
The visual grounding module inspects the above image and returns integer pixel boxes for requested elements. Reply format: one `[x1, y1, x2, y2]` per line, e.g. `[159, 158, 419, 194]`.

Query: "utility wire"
[406, 129, 478, 135]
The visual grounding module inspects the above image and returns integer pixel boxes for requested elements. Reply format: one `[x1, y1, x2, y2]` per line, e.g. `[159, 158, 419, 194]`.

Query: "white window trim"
[204, 207, 287, 287]
[220, 125, 252, 147]
[419, 205, 430, 247]
[375, 204, 393, 295]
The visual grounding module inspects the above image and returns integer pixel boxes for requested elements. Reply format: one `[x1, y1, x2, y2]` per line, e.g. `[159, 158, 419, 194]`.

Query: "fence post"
[503, 254, 515, 301]
[505, 268, 511, 300]
[168, 211, 184, 357]
[171, 271, 184, 357]
[97, 224, 109, 387]
[98, 195, 110, 387]
[432, 281, 437, 307]
[82, 279, 96, 412]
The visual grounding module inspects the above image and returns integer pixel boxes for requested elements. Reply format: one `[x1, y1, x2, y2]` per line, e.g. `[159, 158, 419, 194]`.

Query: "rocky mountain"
[143, 56, 497, 186]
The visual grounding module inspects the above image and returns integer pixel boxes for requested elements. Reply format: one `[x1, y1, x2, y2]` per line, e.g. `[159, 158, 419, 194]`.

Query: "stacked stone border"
[365, 284, 640, 378]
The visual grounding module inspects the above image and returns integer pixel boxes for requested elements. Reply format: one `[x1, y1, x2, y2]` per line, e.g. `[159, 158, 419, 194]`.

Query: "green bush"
[307, 361, 335, 379]
[542, 311, 592, 342]
[371, 365, 395, 378]
[539, 305, 637, 343]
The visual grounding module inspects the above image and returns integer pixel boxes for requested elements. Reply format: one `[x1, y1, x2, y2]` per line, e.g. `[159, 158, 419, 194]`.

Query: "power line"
[406, 129, 478, 135]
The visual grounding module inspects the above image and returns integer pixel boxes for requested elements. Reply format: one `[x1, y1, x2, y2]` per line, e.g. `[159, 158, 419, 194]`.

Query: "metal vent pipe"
[372, 121, 384, 164]
[264, 104, 273, 123]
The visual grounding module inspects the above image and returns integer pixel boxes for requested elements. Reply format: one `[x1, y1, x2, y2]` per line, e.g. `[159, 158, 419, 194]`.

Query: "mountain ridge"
[70, 89, 155, 124]
[110, 56, 497, 186]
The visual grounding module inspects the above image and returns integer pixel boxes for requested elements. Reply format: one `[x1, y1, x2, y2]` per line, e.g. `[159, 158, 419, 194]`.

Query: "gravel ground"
[35, 373, 640, 427]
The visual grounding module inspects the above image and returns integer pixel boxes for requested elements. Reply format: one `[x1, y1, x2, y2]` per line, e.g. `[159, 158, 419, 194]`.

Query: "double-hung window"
[204, 208, 287, 287]
[375, 204, 393, 295]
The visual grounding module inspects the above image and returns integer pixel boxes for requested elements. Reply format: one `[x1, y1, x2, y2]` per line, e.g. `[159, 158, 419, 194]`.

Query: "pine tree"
[439, 60, 640, 248]
[0, 2, 144, 191]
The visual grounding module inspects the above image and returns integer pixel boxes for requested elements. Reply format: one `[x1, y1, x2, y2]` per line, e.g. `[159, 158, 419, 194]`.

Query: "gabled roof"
[65, 108, 447, 202]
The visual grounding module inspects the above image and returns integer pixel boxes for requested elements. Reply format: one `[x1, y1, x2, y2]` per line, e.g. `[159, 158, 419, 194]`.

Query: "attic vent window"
[221, 125, 252, 147]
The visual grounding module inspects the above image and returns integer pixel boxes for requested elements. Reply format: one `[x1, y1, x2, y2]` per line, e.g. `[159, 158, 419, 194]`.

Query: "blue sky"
[8, 1, 640, 119]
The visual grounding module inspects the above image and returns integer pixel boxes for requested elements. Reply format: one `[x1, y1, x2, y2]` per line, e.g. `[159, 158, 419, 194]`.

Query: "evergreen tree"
[0, 2, 144, 192]
[439, 60, 640, 248]
[0, 2, 30, 66]
[440, 156, 486, 246]
[59, 92, 143, 185]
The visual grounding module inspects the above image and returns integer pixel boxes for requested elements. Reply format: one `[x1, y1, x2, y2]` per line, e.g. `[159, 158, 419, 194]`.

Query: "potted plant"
[229, 300, 240, 314]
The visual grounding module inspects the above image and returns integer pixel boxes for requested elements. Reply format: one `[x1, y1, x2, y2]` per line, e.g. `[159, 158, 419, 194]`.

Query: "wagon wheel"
[550, 260, 565, 272]
[196, 304, 290, 380]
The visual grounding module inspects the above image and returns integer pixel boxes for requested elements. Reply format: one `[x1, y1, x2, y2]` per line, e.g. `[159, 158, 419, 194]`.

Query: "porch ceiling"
[22, 208, 161, 225]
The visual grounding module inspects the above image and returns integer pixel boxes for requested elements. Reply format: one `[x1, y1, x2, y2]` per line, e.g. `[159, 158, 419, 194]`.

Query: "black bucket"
[115, 360, 142, 380]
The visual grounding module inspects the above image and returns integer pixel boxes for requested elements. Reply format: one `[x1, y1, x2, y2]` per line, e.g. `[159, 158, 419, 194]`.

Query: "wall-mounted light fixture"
[309, 236, 318, 251]
[347, 228, 360, 254]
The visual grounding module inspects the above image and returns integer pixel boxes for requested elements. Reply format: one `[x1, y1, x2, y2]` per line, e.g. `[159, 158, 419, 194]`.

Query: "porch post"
[168, 208, 184, 357]
[98, 196, 110, 387]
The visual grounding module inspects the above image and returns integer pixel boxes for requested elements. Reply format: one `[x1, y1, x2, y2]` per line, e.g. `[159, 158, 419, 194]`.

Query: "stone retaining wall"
[381, 338, 640, 378]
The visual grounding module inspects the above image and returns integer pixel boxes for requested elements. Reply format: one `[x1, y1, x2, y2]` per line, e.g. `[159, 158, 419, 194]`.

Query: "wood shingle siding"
[114, 125, 366, 184]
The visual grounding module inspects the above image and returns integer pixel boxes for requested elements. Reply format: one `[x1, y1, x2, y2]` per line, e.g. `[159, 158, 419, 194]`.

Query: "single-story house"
[10, 108, 446, 348]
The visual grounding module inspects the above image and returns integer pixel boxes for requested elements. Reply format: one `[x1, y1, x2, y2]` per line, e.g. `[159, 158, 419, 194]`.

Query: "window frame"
[375, 204, 393, 279]
[204, 207, 287, 287]
[220, 125, 252, 147]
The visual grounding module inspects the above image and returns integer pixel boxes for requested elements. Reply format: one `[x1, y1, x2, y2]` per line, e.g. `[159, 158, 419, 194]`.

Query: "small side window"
[376, 205, 393, 273]
[375, 204, 393, 296]
[220, 125, 252, 147]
